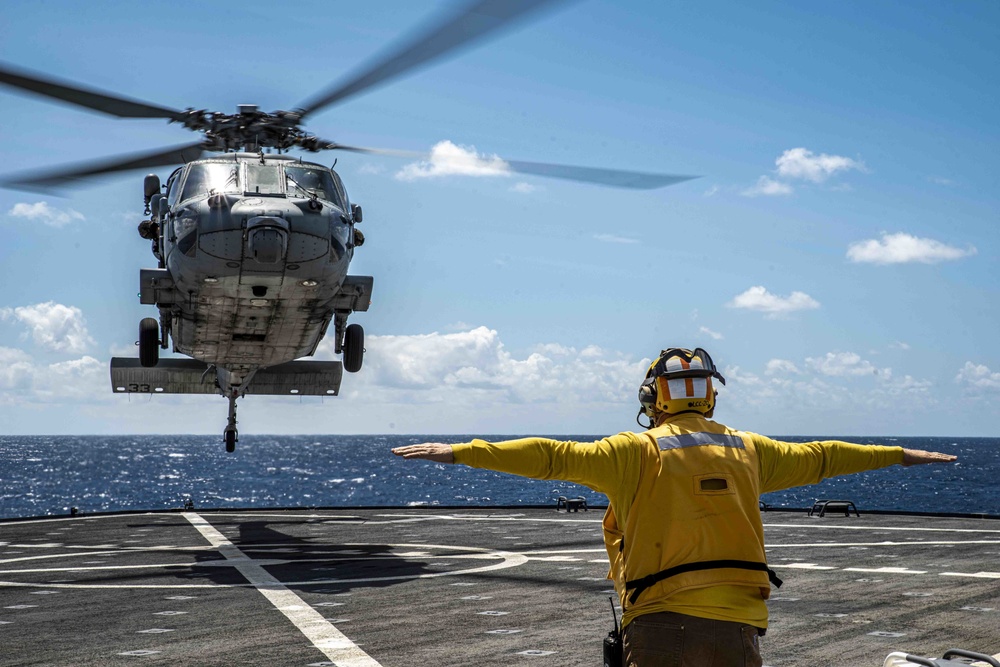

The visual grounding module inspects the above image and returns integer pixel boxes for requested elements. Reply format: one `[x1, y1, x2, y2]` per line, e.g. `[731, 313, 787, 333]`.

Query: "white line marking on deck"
[843, 567, 927, 574]
[764, 523, 1000, 534]
[183, 512, 383, 667]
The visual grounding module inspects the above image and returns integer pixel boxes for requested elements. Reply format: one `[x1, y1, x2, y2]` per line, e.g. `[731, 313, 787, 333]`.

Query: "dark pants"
[622, 611, 763, 667]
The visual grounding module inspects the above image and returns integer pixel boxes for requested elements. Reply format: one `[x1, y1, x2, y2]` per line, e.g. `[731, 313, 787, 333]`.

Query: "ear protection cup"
[638, 378, 657, 414]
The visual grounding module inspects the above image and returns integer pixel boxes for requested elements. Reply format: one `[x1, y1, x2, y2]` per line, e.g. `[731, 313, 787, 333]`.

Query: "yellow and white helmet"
[638, 347, 726, 422]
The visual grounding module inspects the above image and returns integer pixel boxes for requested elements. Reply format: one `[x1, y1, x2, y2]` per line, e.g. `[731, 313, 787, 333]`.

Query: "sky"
[0, 0, 997, 438]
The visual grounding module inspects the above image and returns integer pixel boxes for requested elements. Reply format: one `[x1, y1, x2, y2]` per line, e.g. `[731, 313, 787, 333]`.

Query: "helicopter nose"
[248, 227, 287, 264]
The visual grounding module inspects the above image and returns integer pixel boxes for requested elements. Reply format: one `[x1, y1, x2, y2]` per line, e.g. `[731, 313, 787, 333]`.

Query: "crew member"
[391, 347, 957, 667]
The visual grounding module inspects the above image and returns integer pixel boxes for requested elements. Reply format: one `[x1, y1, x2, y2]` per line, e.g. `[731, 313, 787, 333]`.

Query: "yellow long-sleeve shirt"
[451, 413, 904, 628]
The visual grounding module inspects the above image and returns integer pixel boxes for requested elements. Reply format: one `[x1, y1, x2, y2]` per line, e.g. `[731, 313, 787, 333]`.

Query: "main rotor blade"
[0, 62, 187, 121]
[296, 0, 571, 117]
[504, 160, 698, 190]
[2, 142, 207, 191]
[324, 142, 698, 190]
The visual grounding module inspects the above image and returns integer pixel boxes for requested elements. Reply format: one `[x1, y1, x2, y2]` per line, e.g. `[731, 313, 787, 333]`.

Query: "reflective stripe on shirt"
[655, 432, 746, 451]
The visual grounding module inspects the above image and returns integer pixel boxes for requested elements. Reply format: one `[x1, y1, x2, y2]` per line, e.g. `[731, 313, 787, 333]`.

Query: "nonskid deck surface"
[1, 508, 998, 666]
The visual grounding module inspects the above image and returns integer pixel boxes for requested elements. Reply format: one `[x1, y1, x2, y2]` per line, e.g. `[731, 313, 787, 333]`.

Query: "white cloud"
[358, 163, 386, 175]
[0, 302, 96, 353]
[956, 362, 1000, 390]
[699, 326, 724, 341]
[0, 346, 35, 392]
[720, 353, 936, 429]
[775, 147, 866, 183]
[593, 233, 639, 244]
[35, 356, 106, 399]
[889, 374, 933, 394]
[0, 347, 108, 404]
[395, 141, 511, 181]
[703, 185, 720, 197]
[805, 351, 884, 377]
[889, 341, 911, 351]
[510, 182, 537, 194]
[846, 232, 977, 265]
[8, 202, 85, 228]
[765, 359, 800, 375]
[316, 326, 644, 405]
[727, 286, 820, 317]
[742, 176, 793, 197]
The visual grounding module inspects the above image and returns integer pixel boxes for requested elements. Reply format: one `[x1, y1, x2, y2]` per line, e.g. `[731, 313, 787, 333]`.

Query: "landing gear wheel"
[139, 318, 159, 367]
[224, 428, 237, 453]
[343, 323, 364, 373]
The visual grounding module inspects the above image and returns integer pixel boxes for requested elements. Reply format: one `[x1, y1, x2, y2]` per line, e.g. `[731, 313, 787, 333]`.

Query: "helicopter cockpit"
[169, 161, 346, 210]
[284, 165, 343, 208]
[180, 163, 240, 202]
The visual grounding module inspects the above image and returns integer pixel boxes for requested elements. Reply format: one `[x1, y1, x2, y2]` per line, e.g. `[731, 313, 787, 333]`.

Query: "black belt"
[625, 559, 783, 605]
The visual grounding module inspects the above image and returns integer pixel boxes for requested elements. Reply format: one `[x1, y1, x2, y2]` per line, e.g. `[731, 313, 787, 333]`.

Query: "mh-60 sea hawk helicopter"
[0, 0, 693, 451]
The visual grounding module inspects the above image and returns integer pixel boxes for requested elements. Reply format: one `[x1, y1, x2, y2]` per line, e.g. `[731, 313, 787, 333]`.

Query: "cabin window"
[181, 163, 240, 202]
[244, 164, 283, 196]
[285, 166, 344, 208]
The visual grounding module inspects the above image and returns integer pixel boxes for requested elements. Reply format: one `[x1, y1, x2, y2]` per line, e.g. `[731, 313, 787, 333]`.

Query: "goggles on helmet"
[646, 347, 726, 386]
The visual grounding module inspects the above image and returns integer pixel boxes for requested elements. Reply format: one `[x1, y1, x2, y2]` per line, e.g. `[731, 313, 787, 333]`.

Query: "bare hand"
[901, 448, 957, 466]
[392, 443, 455, 464]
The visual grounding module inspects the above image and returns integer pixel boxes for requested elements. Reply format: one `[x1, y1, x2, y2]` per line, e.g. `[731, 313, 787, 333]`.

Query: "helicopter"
[0, 0, 694, 452]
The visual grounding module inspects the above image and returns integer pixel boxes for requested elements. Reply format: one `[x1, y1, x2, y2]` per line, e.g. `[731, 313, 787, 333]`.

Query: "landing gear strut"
[224, 393, 238, 453]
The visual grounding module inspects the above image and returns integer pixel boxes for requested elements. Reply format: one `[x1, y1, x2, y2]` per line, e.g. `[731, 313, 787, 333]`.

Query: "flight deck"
[1, 507, 998, 666]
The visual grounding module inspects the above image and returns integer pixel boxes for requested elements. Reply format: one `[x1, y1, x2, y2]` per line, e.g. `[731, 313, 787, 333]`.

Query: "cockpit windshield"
[180, 163, 240, 201]
[244, 164, 284, 196]
[285, 166, 344, 208]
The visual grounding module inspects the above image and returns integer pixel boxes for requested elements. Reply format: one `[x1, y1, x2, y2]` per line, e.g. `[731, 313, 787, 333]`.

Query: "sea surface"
[0, 435, 997, 519]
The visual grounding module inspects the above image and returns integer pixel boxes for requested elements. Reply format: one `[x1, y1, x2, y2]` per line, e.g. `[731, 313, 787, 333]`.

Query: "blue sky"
[0, 0, 996, 437]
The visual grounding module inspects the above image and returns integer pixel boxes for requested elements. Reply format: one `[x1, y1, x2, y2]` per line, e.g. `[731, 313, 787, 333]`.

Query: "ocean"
[0, 435, 996, 520]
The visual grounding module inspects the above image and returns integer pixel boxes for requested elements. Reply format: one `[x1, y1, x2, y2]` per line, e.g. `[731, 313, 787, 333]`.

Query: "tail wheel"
[343, 323, 364, 373]
[139, 318, 160, 367]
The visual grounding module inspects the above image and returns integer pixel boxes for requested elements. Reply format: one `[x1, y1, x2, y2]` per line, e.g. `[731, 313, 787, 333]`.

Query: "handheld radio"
[603, 596, 623, 667]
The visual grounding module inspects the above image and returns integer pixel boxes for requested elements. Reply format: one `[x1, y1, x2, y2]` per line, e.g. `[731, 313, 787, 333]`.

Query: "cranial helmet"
[637, 347, 726, 424]
[299, 170, 321, 188]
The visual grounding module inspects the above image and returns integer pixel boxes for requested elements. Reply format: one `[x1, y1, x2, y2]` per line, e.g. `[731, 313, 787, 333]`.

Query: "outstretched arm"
[901, 448, 957, 466]
[392, 435, 640, 496]
[392, 443, 455, 464]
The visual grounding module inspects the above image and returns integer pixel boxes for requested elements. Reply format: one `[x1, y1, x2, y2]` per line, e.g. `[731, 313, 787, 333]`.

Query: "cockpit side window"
[329, 170, 350, 211]
[244, 164, 284, 196]
[165, 167, 184, 207]
[285, 166, 344, 209]
[180, 163, 240, 202]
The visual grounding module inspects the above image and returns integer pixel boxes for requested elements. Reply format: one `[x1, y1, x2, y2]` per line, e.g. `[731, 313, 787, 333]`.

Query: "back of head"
[637, 347, 726, 426]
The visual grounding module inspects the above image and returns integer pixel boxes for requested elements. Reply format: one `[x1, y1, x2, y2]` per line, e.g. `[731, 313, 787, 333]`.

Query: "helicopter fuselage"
[157, 154, 355, 374]
[130, 153, 372, 413]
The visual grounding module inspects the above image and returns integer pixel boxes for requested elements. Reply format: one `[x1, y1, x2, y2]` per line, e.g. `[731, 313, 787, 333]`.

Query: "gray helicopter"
[0, 0, 693, 451]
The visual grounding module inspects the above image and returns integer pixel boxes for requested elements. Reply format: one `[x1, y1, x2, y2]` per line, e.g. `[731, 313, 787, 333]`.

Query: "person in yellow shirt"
[392, 347, 957, 667]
